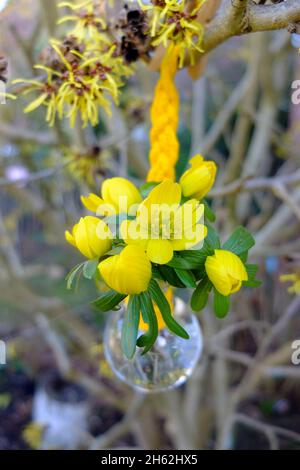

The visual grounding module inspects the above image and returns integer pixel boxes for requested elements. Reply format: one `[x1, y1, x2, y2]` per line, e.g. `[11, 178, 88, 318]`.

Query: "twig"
[233, 413, 300, 446]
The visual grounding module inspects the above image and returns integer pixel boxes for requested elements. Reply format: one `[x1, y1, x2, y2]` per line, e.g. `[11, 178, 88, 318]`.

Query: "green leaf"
[121, 295, 141, 359]
[191, 277, 212, 311]
[83, 259, 98, 279]
[152, 266, 164, 281]
[203, 199, 216, 222]
[244, 279, 262, 288]
[149, 280, 189, 339]
[245, 263, 258, 279]
[205, 224, 221, 250]
[174, 268, 197, 288]
[136, 292, 158, 354]
[223, 226, 255, 255]
[168, 251, 205, 270]
[91, 290, 126, 312]
[158, 265, 186, 288]
[243, 263, 261, 288]
[167, 226, 220, 276]
[139, 181, 158, 198]
[238, 251, 248, 263]
[214, 289, 230, 318]
[66, 262, 84, 290]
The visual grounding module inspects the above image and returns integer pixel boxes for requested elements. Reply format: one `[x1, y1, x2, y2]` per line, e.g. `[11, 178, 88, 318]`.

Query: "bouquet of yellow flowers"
[65, 163, 259, 359]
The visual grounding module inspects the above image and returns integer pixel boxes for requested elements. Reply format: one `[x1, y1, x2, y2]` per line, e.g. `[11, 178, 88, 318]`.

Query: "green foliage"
[191, 277, 212, 311]
[174, 268, 197, 288]
[91, 290, 126, 312]
[121, 295, 141, 360]
[149, 280, 189, 339]
[213, 289, 230, 318]
[137, 291, 158, 355]
[244, 264, 262, 288]
[66, 262, 85, 290]
[83, 259, 98, 279]
[223, 226, 255, 255]
[139, 181, 159, 198]
[203, 199, 216, 223]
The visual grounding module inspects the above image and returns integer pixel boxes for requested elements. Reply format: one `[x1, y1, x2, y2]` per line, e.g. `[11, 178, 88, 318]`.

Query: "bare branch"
[202, 0, 300, 55]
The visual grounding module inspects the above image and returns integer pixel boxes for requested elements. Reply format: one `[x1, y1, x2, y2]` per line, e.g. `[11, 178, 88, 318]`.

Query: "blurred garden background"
[0, 0, 300, 450]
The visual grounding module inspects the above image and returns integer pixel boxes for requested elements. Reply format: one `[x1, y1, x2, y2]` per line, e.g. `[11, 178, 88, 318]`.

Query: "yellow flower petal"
[101, 177, 142, 213]
[81, 193, 105, 213]
[70, 216, 112, 259]
[24, 93, 48, 113]
[143, 179, 181, 207]
[205, 254, 232, 296]
[99, 245, 151, 295]
[180, 155, 217, 200]
[214, 250, 248, 282]
[205, 250, 248, 296]
[172, 223, 207, 251]
[120, 219, 148, 247]
[146, 239, 174, 264]
[65, 230, 76, 247]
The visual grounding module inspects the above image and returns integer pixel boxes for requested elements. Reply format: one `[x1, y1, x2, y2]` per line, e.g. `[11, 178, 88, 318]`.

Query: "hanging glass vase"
[104, 297, 203, 393]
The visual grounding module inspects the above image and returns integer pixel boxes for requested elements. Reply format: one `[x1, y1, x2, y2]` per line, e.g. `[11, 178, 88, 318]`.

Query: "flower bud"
[180, 155, 217, 200]
[81, 177, 142, 215]
[205, 249, 248, 296]
[65, 216, 112, 259]
[98, 245, 152, 295]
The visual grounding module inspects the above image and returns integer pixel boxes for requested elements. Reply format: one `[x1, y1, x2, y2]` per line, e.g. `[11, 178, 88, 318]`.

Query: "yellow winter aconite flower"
[81, 177, 142, 215]
[205, 250, 248, 296]
[121, 179, 207, 265]
[180, 155, 217, 200]
[147, 45, 179, 182]
[65, 216, 112, 259]
[280, 273, 300, 294]
[98, 245, 152, 295]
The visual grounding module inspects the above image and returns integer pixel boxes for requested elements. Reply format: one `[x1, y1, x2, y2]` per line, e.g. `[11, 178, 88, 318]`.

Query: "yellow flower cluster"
[14, 2, 133, 127]
[66, 158, 217, 295]
[58, 1, 108, 40]
[147, 46, 180, 182]
[138, 0, 206, 67]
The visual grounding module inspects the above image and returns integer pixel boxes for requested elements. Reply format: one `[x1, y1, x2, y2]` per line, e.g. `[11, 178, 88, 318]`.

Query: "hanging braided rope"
[147, 46, 180, 182]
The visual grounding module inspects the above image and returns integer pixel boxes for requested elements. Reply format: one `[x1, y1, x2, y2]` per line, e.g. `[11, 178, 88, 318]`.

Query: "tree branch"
[202, 0, 300, 55]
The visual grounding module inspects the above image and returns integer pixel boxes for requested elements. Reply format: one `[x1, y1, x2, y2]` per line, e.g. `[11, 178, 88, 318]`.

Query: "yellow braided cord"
[147, 46, 180, 182]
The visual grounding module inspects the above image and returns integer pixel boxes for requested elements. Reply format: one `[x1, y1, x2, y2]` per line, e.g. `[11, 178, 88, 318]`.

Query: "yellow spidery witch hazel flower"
[147, 45, 180, 182]
[58, 1, 108, 41]
[138, 0, 206, 67]
[280, 273, 300, 294]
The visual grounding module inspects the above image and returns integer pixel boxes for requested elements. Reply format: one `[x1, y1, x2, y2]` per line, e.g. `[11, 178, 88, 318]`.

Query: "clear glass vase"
[104, 297, 203, 393]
